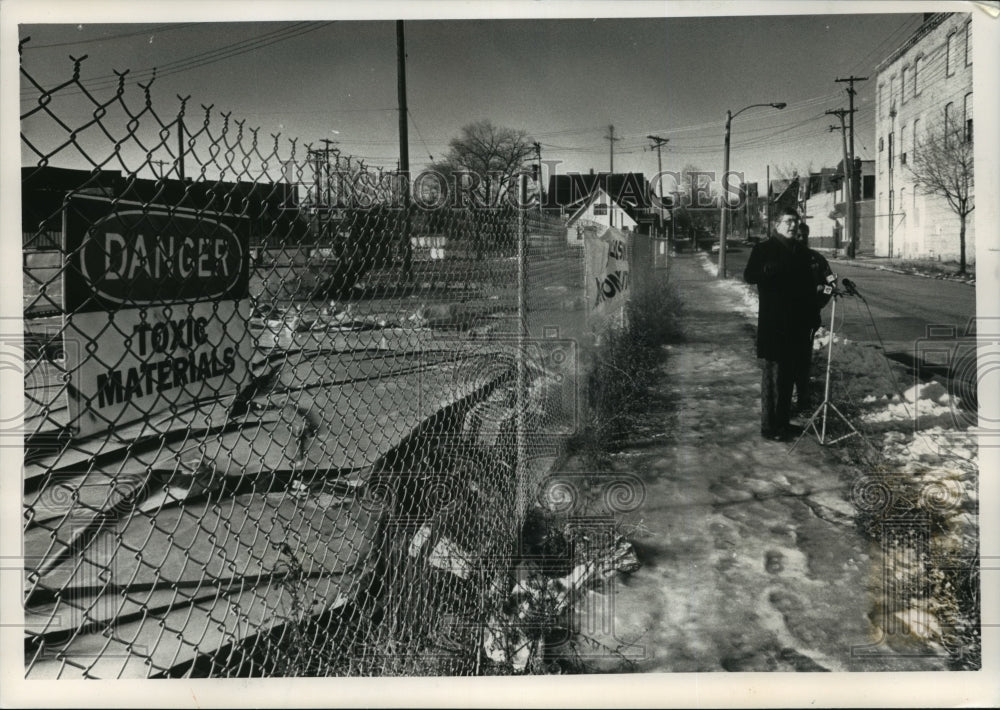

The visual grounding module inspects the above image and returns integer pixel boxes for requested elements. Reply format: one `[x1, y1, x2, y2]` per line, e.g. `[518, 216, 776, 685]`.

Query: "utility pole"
[319, 137, 337, 210]
[719, 109, 733, 278]
[604, 125, 622, 226]
[765, 164, 770, 238]
[396, 20, 411, 278]
[307, 139, 339, 240]
[826, 108, 854, 259]
[836, 76, 867, 255]
[648, 135, 669, 238]
[308, 142, 336, 240]
[533, 141, 542, 213]
[310, 148, 323, 238]
[835, 76, 868, 172]
[605, 124, 621, 174]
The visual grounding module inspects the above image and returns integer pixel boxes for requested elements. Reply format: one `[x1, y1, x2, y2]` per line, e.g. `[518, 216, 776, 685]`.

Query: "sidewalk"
[568, 253, 948, 672]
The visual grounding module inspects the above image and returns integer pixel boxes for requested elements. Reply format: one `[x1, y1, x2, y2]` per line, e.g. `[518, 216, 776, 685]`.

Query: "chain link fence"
[16, 44, 620, 677]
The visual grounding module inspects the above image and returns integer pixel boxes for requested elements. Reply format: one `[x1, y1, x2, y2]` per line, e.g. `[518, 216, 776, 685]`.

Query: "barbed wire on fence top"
[18, 51, 587, 678]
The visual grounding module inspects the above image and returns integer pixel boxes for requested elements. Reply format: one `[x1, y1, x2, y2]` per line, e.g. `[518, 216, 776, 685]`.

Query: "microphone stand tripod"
[788, 289, 866, 451]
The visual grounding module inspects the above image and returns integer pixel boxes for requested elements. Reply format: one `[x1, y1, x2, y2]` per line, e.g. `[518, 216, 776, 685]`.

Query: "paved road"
[716, 247, 976, 373]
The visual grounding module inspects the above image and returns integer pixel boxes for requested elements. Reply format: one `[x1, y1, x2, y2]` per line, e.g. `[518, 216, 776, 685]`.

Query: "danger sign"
[64, 195, 253, 438]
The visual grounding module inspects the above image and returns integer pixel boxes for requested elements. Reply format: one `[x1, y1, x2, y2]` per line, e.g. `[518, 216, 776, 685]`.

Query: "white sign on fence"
[584, 226, 630, 331]
[63, 195, 253, 438]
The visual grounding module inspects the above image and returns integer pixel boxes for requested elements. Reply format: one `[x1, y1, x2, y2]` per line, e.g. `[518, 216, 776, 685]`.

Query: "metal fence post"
[515, 173, 528, 520]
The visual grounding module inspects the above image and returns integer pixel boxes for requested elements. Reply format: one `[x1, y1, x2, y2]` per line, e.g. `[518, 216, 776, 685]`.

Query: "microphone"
[842, 278, 860, 297]
[821, 272, 839, 297]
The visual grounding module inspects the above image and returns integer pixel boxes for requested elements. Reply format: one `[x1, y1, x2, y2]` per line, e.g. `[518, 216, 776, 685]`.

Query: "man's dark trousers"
[793, 328, 816, 411]
[762, 327, 812, 435]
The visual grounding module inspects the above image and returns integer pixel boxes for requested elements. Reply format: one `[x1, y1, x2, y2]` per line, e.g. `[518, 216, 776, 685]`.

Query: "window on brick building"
[913, 118, 920, 158]
[965, 21, 972, 66]
[964, 92, 973, 142]
[900, 124, 906, 165]
[914, 55, 923, 95]
[901, 66, 908, 103]
[946, 32, 955, 76]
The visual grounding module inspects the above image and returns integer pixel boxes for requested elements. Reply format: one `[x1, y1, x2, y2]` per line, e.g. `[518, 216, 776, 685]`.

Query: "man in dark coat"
[743, 207, 821, 440]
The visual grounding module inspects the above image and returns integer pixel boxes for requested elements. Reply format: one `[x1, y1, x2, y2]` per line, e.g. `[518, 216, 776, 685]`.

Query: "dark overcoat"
[743, 237, 820, 360]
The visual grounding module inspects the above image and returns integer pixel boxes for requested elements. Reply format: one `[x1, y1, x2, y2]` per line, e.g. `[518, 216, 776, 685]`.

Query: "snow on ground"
[860, 381, 956, 424]
[697, 253, 718, 278]
[812, 326, 853, 349]
[698, 254, 759, 320]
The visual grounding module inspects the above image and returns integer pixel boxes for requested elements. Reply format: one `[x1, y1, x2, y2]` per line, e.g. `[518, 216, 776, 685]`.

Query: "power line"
[620, 93, 840, 141]
[540, 113, 820, 153]
[666, 113, 826, 150]
[605, 124, 621, 173]
[21, 23, 202, 49]
[407, 108, 436, 163]
[846, 14, 924, 77]
[21, 22, 333, 98]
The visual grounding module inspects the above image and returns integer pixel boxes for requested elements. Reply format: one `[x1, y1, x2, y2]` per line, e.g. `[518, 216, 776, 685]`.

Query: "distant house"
[874, 12, 974, 261]
[768, 177, 800, 215]
[563, 185, 639, 246]
[801, 160, 876, 253]
[546, 171, 658, 245]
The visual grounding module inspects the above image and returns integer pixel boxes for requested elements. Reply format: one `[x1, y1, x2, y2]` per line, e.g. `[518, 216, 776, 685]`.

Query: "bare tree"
[908, 120, 974, 273]
[670, 164, 721, 245]
[434, 120, 534, 207]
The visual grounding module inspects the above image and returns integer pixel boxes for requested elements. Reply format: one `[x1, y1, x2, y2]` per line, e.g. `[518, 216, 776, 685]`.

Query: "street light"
[718, 102, 786, 279]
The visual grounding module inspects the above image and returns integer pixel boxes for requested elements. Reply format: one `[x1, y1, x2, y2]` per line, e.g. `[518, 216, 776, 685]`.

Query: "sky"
[11, 5, 947, 192]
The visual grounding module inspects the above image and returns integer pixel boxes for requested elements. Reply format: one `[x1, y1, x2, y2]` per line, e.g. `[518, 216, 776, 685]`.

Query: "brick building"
[874, 12, 974, 262]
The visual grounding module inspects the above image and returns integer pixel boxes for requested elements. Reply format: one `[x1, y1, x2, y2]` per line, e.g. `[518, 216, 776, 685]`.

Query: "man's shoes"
[761, 424, 804, 442]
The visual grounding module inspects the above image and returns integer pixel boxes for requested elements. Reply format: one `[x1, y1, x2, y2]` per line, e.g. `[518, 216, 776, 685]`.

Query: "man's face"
[774, 214, 798, 239]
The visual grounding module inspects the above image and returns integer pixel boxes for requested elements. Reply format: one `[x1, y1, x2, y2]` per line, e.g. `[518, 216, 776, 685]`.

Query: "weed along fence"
[17, 47, 616, 677]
